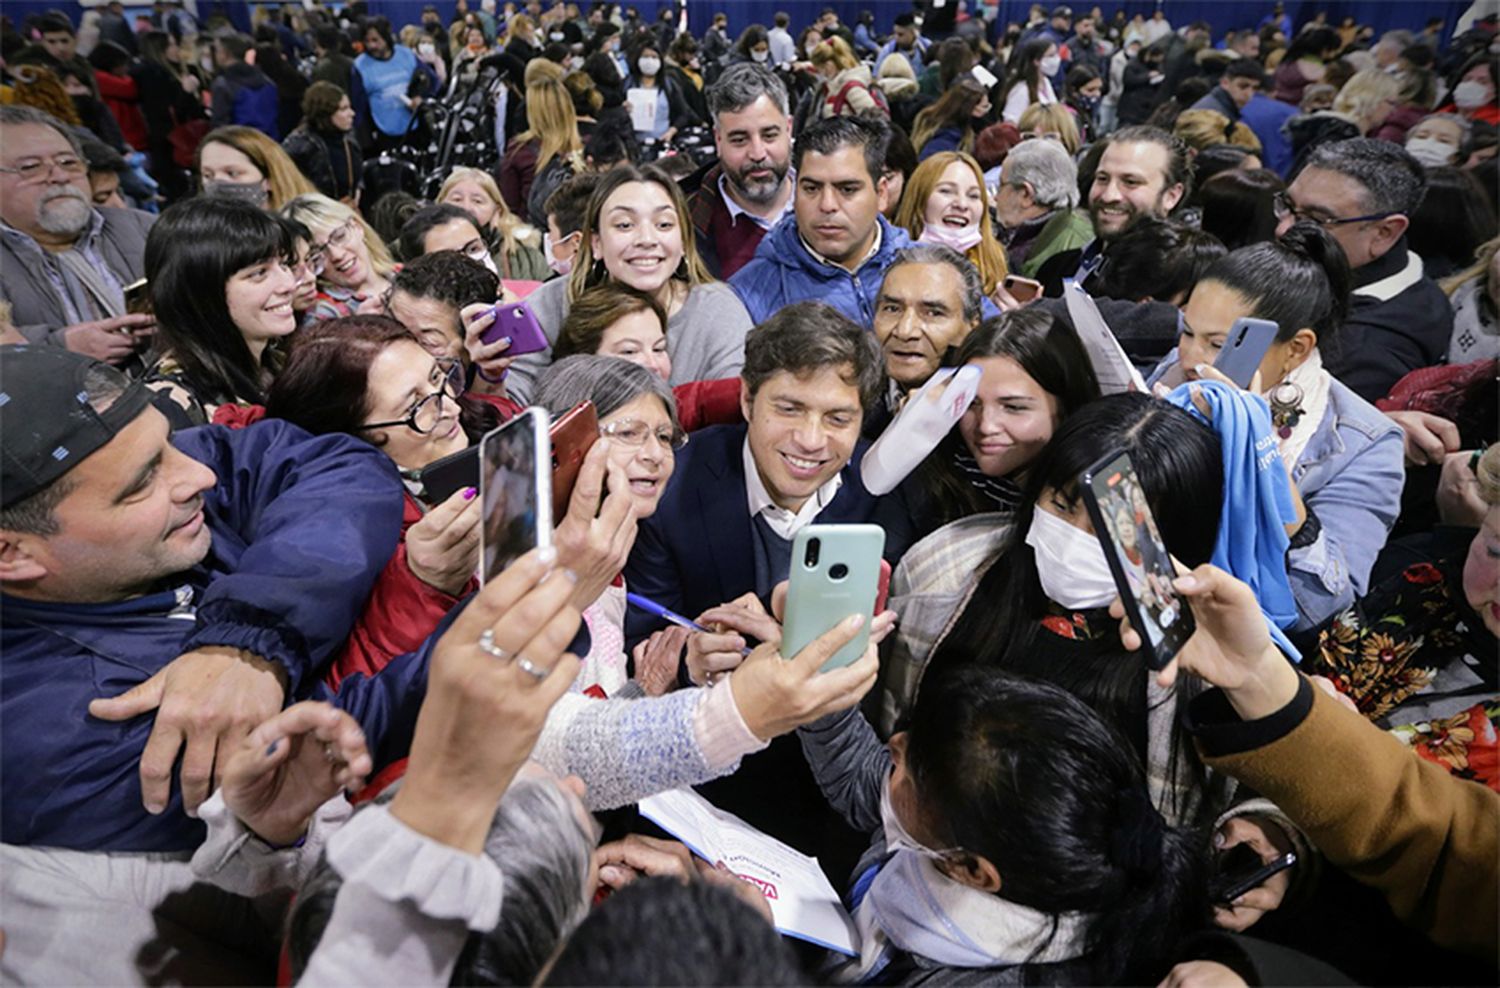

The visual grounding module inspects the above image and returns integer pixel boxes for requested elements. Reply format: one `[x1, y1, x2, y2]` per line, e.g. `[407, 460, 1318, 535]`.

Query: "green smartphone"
[782, 524, 886, 674]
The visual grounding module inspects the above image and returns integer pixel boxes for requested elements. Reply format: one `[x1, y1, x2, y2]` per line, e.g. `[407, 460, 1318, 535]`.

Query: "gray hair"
[885, 245, 985, 326]
[1375, 29, 1414, 53]
[536, 354, 681, 435]
[0, 105, 85, 157]
[1414, 112, 1473, 149]
[1003, 138, 1080, 210]
[1304, 137, 1427, 217]
[707, 62, 790, 120]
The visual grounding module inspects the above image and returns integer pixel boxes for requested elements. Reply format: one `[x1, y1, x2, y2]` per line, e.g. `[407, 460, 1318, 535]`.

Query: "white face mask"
[1039, 53, 1062, 76]
[638, 56, 661, 76]
[752, 49, 769, 62]
[1453, 79, 1491, 110]
[1025, 506, 1119, 610]
[542, 230, 574, 276]
[918, 221, 982, 254]
[419, 41, 436, 56]
[881, 773, 948, 859]
[1405, 136, 1456, 168]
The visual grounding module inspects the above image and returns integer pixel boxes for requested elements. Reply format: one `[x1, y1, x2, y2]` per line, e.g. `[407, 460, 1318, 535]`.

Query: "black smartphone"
[1210, 845, 1298, 905]
[1080, 449, 1195, 670]
[419, 444, 480, 503]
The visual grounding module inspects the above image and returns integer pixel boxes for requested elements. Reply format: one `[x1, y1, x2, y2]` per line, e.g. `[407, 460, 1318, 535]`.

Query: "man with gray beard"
[0, 106, 156, 365]
[688, 64, 795, 279]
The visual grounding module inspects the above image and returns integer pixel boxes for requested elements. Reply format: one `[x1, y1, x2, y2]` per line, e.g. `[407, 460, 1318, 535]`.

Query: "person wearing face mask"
[625, 41, 700, 145]
[895, 152, 1008, 298]
[798, 666, 1208, 984]
[1064, 64, 1104, 145]
[1439, 56, 1500, 126]
[1001, 39, 1061, 125]
[1404, 113, 1471, 169]
[196, 126, 317, 210]
[540, 172, 598, 281]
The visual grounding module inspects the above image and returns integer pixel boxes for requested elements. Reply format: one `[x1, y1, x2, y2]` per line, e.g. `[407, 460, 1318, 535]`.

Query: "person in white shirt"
[1001, 38, 1061, 124]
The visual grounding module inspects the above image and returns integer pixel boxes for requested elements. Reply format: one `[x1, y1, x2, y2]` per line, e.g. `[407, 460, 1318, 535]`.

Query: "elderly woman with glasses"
[281, 193, 398, 322]
[266, 324, 877, 811]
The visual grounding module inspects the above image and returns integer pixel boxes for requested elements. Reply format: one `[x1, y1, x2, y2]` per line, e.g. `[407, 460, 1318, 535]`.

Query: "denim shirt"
[1150, 349, 1405, 632]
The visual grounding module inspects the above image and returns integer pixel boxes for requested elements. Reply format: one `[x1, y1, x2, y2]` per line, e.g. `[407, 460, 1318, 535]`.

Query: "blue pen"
[625, 592, 753, 655]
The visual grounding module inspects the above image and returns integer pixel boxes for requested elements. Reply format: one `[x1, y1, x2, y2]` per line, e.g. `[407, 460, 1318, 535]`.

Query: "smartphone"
[1080, 449, 1195, 670]
[479, 408, 553, 584]
[420, 444, 480, 503]
[123, 278, 151, 316]
[782, 524, 886, 674]
[549, 399, 598, 520]
[1210, 846, 1298, 905]
[970, 64, 999, 89]
[1211, 317, 1279, 389]
[1003, 274, 1043, 303]
[481, 299, 550, 356]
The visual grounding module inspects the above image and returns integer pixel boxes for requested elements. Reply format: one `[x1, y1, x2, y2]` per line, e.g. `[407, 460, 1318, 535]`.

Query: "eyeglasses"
[1273, 191, 1394, 227]
[0, 154, 87, 183]
[311, 219, 358, 253]
[355, 358, 466, 434]
[293, 251, 326, 278]
[602, 418, 687, 451]
[458, 237, 492, 263]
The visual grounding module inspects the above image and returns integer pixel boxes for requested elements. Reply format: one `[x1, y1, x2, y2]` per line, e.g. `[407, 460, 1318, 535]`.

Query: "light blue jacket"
[1150, 351, 1404, 631]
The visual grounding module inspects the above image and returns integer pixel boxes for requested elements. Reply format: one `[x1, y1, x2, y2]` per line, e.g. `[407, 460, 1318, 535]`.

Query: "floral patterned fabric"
[1392, 702, 1500, 792]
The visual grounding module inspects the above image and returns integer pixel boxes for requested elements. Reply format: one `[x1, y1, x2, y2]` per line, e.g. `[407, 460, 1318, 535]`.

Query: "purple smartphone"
[482, 300, 550, 356]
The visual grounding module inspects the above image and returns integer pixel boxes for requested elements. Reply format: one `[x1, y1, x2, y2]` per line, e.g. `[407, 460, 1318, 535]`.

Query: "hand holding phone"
[1002, 274, 1043, 304]
[481, 299, 550, 356]
[549, 400, 599, 520]
[1209, 842, 1297, 905]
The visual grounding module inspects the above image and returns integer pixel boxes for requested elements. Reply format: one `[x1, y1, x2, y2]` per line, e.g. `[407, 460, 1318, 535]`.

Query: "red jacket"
[95, 69, 148, 150]
[673, 377, 743, 432]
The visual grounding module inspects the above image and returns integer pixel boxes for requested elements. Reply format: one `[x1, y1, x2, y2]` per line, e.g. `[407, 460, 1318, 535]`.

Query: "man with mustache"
[1032, 124, 1190, 296]
[688, 64, 796, 280]
[0, 106, 157, 365]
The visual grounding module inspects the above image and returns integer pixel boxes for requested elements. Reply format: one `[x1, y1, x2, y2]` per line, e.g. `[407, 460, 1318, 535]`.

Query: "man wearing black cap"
[0, 348, 405, 981]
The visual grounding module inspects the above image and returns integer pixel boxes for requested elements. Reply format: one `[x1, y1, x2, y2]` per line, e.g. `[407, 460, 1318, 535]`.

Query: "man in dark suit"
[623, 301, 906, 868]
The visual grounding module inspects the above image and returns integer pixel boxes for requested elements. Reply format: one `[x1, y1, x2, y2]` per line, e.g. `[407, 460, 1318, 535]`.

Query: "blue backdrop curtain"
[3, 2, 1472, 41]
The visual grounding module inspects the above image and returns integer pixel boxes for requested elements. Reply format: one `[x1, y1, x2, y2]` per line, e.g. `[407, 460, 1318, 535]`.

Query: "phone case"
[1003, 275, 1043, 303]
[1081, 449, 1195, 670]
[1212, 317, 1279, 389]
[419, 444, 480, 503]
[478, 408, 553, 585]
[549, 400, 599, 520]
[782, 524, 887, 674]
[482, 300, 550, 356]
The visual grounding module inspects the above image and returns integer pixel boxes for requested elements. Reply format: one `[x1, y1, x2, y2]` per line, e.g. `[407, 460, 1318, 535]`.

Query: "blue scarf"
[1165, 380, 1301, 661]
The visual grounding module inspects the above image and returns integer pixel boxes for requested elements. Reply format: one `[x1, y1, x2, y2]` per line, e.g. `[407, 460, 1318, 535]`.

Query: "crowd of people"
[0, 0, 1497, 985]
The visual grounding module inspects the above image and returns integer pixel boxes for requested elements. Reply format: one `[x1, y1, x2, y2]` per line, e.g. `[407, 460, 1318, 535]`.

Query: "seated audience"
[437, 165, 549, 280]
[1281, 138, 1454, 402]
[1441, 237, 1499, 364]
[894, 151, 1008, 299]
[282, 192, 398, 321]
[197, 124, 317, 209]
[993, 137, 1093, 278]
[730, 116, 912, 325]
[1159, 222, 1404, 630]
[0, 105, 155, 359]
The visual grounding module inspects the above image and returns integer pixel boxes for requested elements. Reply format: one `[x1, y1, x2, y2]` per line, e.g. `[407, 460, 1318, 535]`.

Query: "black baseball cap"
[1, 346, 152, 508]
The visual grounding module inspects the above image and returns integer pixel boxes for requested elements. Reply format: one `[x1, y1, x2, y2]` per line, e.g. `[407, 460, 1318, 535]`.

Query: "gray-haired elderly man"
[689, 63, 795, 279]
[0, 105, 156, 364]
[993, 137, 1095, 278]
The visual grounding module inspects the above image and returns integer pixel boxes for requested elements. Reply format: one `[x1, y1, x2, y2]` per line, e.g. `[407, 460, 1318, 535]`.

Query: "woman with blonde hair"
[1018, 100, 1082, 155]
[281, 193, 398, 321]
[500, 76, 583, 216]
[1332, 68, 1402, 135]
[1440, 237, 1500, 364]
[910, 77, 991, 159]
[1173, 109, 1262, 153]
[895, 151, 1009, 297]
[810, 36, 884, 119]
[438, 166, 549, 279]
[196, 125, 317, 209]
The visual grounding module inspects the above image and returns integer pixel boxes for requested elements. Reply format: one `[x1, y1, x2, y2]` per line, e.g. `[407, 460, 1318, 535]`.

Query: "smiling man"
[730, 115, 912, 326]
[690, 64, 795, 279]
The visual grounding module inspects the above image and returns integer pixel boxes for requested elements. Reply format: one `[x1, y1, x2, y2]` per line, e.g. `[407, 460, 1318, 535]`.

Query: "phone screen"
[1084, 450, 1194, 668]
[479, 410, 553, 583]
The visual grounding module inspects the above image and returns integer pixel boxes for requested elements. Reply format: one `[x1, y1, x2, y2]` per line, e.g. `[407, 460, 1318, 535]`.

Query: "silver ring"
[477, 628, 510, 661]
[514, 655, 549, 681]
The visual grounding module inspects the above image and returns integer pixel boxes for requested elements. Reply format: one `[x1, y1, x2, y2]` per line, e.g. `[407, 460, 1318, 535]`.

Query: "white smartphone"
[479, 407, 553, 584]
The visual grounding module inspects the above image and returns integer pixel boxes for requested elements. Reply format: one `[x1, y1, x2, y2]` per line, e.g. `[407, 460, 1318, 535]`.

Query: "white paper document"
[625, 87, 658, 132]
[638, 788, 859, 955]
[1062, 279, 1147, 395]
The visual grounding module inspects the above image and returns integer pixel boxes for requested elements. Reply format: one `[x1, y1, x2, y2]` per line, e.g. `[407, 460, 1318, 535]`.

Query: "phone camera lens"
[829, 563, 848, 580]
[804, 538, 820, 568]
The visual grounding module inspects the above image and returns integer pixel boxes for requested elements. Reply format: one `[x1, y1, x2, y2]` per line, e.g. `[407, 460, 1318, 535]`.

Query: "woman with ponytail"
[800, 665, 1207, 984]
[1153, 220, 1405, 631]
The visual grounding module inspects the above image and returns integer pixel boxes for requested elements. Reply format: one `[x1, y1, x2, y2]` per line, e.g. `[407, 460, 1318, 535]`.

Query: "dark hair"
[267, 315, 499, 452]
[366, 190, 423, 247]
[1196, 168, 1285, 250]
[544, 172, 601, 237]
[397, 203, 482, 261]
[1093, 218, 1226, 303]
[905, 668, 1208, 984]
[1406, 165, 1498, 277]
[1065, 63, 1100, 98]
[145, 197, 296, 405]
[583, 111, 640, 167]
[544, 876, 805, 985]
[1004, 38, 1055, 106]
[1223, 57, 1264, 82]
[87, 40, 131, 74]
[792, 114, 890, 185]
[314, 25, 343, 51]
[37, 12, 74, 36]
[741, 301, 885, 414]
[301, 80, 347, 131]
[1282, 26, 1340, 64]
[214, 31, 253, 62]
[1197, 220, 1351, 347]
[555, 283, 667, 360]
[363, 15, 396, 48]
[139, 30, 177, 71]
[773, 11, 790, 27]
[732, 23, 768, 57]
[910, 77, 986, 154]
[78, 130, 128, 175]
[391, 250, 500, 311]
[1190, 144, 1258, 194]
[936, 36, 977, 91]
[563, 69, 604, 117]
[1104, 125, 1194, 205]
[1302, 137, 1427, 216]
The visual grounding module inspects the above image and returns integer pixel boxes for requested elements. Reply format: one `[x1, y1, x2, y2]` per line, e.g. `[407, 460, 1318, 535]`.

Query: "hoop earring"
[1268, 380, 1305, 439]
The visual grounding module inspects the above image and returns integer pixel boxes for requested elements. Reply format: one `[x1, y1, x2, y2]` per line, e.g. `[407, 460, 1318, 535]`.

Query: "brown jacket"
[1192, 677, 1499, 964]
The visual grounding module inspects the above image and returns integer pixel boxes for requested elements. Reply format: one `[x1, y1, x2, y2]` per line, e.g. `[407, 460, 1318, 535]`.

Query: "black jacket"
[283, 125, 363, 201]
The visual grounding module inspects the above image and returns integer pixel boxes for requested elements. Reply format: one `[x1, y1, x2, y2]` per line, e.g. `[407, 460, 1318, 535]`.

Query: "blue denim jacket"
[1150, 350, 1404, 631]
